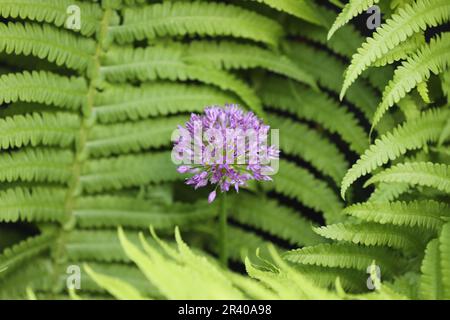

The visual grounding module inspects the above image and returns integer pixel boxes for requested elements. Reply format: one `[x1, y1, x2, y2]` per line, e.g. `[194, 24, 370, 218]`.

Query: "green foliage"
[101, 45, 265, 113]
[111, 1, 283, 46]
[94, 82, 235, 123]
[340, 0, 450, 100]
[86, 228, 347, 300]
[327, 0, 380, 40]
[0, 22, 96, 72]
[0, 0, 448, 301]
[288, 0, 450, 301]
[341, 108, 449, 199]
[284, 242, 407, 275]
[419, 222, 450, 299]
[314, 222, 429, 251]
[343, 201, 449, 231]
[0, 0, 331, 299]
[0, 71, 87, 110]
[0, 112, 79, 149]
[0, 187, 66, 223]
[0, 0, 104, 36]
[249, 0, 326, 26]
[365, 162, 450, 193]
[373, 33, 450, 128]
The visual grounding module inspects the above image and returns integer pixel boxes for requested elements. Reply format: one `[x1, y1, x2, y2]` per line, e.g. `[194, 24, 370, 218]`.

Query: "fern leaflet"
[365, 162, 450, 193]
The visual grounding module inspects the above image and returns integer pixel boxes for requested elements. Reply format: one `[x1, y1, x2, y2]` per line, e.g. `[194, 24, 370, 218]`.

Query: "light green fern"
[340, 0, 450, 99]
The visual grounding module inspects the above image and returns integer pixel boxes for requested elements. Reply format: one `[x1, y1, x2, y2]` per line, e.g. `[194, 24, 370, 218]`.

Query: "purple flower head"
[173, 104, 279, 202]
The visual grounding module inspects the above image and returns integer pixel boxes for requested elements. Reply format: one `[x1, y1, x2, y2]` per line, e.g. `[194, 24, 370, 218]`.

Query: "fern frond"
[81, 151, 181, 193]
[295, 265, 367, 292]
[419, 222, 450, 299]
[327, 0, 380, 40]
[212, 226, 277, 262]
[0, 233, 55, 278]
[87, 116, 184, 157]
[284, 243, 406, 275]
[417, 81, 431, 104]
[0, 22, 96, 72]
[245, 246, 339, 300]
[368, 182, 411, 203]
[0, 148, 73, 184]
[230, 194, 323, 247]
[111, 1, 283, 46]
[282, 41, 380, 123]
[94, 82, 235, 124]
[0, 187, 65, 223]
[286, 8, 364, 61]
[101, 46, 262, 114]
[114, 229, 270, 300]
[0, 112, 79, 150]
[341, 108, 449, 198]
[390, 0, 415, 10]
[314, 222, 428, 252]
[372, 33, 450, 128]
[438, 114, 450, 146]
[83, 264, 147, 300]
[75, 197, 216, 229]
[65, 234, 122, 264]
[184, 41, 316, 88]
[0, 0, 103, 36]
[269, 160, 343, 223]
[79, 262, 159, 297]
[442, 70, 450, 98]
[119, 227, 248, 300]
[66, 230, 153, 263]
[365, 162, 450, 193]
[260, 77, 368, 153]
[247, 0, 325, 25]
[344, 200, 449, 231]
[268, 114, 348, 184]
[0, 258, 53, 299]
[397, 95, 421, 121]
[371, 33, 426, 67]
[0, 71, 87, 110]
[341, 0, 450, 99]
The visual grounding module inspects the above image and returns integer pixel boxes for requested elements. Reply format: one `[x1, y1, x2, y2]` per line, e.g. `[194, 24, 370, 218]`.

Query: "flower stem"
[219, 192, 228, 268]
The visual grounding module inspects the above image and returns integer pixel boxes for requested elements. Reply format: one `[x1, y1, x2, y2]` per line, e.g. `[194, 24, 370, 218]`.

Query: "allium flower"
[172, 104, 279, 203]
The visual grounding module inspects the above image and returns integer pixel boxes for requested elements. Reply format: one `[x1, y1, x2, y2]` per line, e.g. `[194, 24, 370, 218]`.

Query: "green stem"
[219, 193, 228, 268]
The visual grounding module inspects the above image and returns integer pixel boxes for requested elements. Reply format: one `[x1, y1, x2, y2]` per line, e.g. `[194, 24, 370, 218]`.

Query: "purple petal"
[177, 165, 191, 173]
[208, 190, 217, 203]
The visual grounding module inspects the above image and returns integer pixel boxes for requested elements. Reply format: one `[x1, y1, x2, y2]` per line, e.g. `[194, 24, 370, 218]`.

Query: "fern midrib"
[49, 8, 113, 295]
